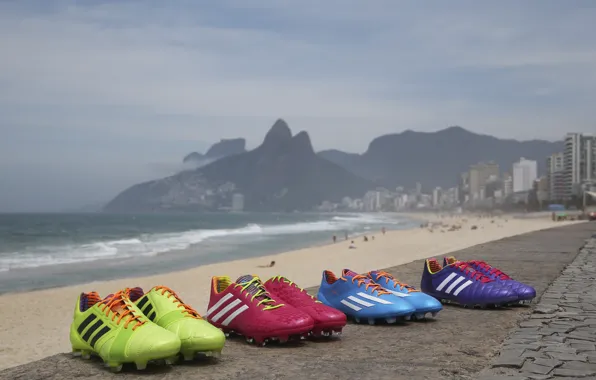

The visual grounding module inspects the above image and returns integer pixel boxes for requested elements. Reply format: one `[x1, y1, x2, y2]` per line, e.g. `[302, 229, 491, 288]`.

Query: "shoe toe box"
[169, 318, 226, 351]
[407, 293, 443, 312]
[127, 324, 181, 360]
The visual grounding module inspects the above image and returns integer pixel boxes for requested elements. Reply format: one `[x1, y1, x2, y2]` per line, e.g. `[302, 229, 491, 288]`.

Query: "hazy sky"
[1, 1, 595, 212]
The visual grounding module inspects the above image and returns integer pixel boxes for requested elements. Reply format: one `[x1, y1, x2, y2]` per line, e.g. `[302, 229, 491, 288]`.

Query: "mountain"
[182, 151, 205, 164]
[318, 126, 563, 190]
[104, 119, 372, 212]
[205, 138, 246, 158]
[182, 138, 247, 166]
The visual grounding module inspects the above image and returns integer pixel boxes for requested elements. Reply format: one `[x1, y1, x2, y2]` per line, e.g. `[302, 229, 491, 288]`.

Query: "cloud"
[0, 0, 595, 210]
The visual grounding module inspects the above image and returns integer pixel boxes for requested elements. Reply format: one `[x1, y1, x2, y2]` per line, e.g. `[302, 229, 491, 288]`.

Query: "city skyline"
[1, 1, 596, 211]
[334, 132, 596, 212]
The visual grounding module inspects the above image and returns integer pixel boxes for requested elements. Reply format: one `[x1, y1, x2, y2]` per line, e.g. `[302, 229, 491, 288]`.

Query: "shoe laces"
[341, 274, 391, 295]
[153, 286, 202, 319]
[99, 291, 146, 330]
[469, 260, 511, 280]
[234, 277, 284, 311]
[452, 262, 492, 283]
[270, 276, 322, 304]
[370, 271, 419, 293]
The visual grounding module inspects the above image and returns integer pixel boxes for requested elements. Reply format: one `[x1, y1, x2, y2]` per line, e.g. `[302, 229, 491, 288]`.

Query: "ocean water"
[0, 212, 417, 294]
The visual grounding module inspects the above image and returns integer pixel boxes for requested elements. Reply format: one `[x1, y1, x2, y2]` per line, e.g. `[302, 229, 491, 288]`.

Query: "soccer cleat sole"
[72, 348, 178, 372]
[310, 325, 344, 338]
[350, 314, 412, 325]
[221, 327, 311, 346]
[180, 349, 223, 362]
[438, 298, 514, 309]
[410, 310, 441, 320]
[506, 298, 534, 306]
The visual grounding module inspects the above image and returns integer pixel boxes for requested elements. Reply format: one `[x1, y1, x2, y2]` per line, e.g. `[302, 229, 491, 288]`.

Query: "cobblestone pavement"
[478, 236, 596, 380]
[1, 223, 593, 380]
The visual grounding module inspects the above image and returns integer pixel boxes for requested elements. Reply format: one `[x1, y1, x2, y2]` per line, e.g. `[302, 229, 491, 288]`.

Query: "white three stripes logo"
[205, 293, 249, 326]
[436, 273, 472, 296]
[340, 292, 392, 311]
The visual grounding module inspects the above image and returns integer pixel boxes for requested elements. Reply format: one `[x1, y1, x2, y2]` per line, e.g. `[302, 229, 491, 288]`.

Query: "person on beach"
[332, 235, 337, 243]
[258, 260, 276, 268]
[382, 227, 386, 235]
[349, 240, 356, 249]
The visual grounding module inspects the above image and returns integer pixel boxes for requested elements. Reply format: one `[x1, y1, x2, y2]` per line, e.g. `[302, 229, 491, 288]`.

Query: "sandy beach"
[0, 214, 581, 370]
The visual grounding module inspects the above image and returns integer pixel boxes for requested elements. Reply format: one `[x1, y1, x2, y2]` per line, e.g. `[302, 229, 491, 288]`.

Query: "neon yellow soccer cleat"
[126, 286, 226, 361]
[70, 290, 181, 372]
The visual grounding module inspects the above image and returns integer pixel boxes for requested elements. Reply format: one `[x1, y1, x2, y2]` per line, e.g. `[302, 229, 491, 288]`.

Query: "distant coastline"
[0, 212, 416, 293]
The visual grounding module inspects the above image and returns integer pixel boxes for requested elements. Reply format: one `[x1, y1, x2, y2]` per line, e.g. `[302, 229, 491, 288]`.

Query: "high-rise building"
[469, 162, 499, 200]
[363, 191, 378, 211]
[415, 182, 422, 195]
[536, 176, 549, 204]
[231, 193, 244, 211]
[458, 172, 469, 204]
[563, 133, 596, 199]
[503, 173, 513, 197]
[512, 157, 538, 193]
[432, 187, 442, 207]
[546, 152, 565, 201]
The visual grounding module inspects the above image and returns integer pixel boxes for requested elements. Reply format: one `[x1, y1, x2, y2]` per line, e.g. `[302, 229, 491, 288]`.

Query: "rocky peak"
[262, 119, 292, 147]
[290, 130, 315, 156]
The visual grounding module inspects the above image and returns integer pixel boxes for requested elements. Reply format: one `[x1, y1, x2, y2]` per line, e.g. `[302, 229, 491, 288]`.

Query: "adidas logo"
[435, 273, 473, 295]
[205, 293, 249, 326]
[136, 296, 157, 322]
[340, 292, 392, 311]
[76, 314, 112, 349]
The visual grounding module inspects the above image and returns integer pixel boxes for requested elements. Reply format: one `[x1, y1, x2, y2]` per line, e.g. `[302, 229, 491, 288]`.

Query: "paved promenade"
[1, 222, 593, 380]
[479, 233, 596, 379]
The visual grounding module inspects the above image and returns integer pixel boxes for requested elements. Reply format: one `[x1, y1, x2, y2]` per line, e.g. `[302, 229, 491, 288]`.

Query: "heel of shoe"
[316, 292, 331, 306]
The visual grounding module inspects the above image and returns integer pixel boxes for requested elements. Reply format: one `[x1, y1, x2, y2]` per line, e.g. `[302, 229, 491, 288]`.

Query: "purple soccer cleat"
[421, 258, 519, 308]
[444, 256, 536, 305]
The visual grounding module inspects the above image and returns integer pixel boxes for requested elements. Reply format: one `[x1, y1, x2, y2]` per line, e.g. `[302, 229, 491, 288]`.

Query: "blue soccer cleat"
[421, 258, 519, 308]
[444, 256, 536, 305]
[366, 270, 442, 320]
[317, 269, 415, 324]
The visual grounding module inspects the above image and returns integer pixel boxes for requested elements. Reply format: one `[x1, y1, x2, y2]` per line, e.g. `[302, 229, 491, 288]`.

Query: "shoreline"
[0, 214, 418, 295]
[0, 214, 582, 370]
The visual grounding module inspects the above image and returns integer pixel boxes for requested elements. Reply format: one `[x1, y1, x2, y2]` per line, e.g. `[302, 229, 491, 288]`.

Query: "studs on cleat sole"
[164, 356, 178, 365]
[223, 328, 309, 346]
[182, 350, 196, 361]
[508, 299, 533, 306]
[107, 363, 123, 373]
[205, 350, 222, 359]
[310, 326, 343, 338]
[440, 298, 513, 309]
[135, 361, 148, 371]
[351, 315, 411, 325]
